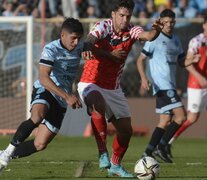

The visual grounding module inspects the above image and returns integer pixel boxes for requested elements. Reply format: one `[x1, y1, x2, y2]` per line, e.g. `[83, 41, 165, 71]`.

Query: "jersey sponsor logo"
[122, 34, 130, 42]
[57, 56, 71, 60]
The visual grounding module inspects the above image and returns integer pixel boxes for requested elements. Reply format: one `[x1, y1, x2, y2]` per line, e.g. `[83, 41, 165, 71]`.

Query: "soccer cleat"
[153, 147, 173, 163]
[165, 144, 173, 158]
[0, 150, 11, 175]
[141, 152, 156, 159]
[99, 152, 110, 169]
[108, 163, 134, 178]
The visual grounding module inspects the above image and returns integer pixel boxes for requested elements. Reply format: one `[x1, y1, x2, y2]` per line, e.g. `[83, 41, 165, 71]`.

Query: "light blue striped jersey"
[34, 39, 84, 108]
[142, 32, 185, 95]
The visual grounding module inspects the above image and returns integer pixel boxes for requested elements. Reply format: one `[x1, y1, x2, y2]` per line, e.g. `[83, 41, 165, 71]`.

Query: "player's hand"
[66, 94, 82, 109]
[141, 78, 151, 91]
[82, 51, 94, 60]
[152, 19, 164, 31]
[111, 49, 127, 62]
[192, 54, 201, 63]
[198, 76, 207, 88]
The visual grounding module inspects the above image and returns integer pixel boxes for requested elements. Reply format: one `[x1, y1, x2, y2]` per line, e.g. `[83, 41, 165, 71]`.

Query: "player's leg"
[143, 114, 171, 157]
[78, 83, 110, 169]
[0, 103, 47, 173]
[156, 107, 185, 162]
[12, 96, 65, 159]
[0, 88, 63, 174]
[169, 111, 199, 144]
[169, 88, 203, 144]
[85, 90, 110, 169]
[110, 117, 132, 165]
[0, 86, 49, 159]
[160, 106, 185, 147]
[143, 90, 172, 159]
[108, 117, 134, 178]
[166, 111, 199, 158]
[150, 90, 183, 163]
[34, 124, 56, 151]
[12, 124, 56, 159]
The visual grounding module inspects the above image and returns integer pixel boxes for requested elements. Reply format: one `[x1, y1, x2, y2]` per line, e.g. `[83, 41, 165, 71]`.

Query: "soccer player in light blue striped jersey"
[137, 9, 200, 163]
[0, 18, 84, 174]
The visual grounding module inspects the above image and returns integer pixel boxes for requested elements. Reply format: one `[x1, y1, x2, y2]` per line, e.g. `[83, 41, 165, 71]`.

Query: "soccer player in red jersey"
[78, 0, 163, 177]
[167, 15, 207, 157]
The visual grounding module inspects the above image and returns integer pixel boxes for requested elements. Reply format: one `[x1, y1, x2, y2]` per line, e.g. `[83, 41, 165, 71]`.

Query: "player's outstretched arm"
[138, 19, 163, 41]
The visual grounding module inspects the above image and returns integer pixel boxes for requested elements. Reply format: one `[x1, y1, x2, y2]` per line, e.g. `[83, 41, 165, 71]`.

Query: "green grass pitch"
[0, 135, 207, 179]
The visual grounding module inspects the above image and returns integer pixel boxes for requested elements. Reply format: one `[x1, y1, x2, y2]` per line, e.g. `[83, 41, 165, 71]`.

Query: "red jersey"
[80, 19, 143, 89]
[187, 33, 207, 89]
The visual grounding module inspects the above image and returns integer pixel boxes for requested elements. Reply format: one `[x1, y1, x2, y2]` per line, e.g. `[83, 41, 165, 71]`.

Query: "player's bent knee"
[34, 141, 47, 151]
[158, 120, 169, 128]
[175, 116, 186, 125]
[30, 116, 44, 125]
[120, 129, 133, 139]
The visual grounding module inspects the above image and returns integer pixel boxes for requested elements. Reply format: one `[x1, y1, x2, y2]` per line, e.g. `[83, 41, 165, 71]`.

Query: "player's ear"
[111, 11, 115, 18]
[60, 31, 64, 39]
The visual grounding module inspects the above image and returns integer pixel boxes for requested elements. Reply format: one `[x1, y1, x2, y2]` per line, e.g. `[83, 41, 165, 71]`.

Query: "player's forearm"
[139, 29, 160, 41]
[183, 57, 194, 67]
[84, 35, 117, 60]
[91, 46, 112, 58]
[137, 57, 147, 80]
[186, 65, 203, 80]
[40, 76, 69, 100]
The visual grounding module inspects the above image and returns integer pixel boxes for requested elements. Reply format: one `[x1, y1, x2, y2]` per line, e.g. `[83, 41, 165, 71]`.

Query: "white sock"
[5, 144, 16, 156]
[168, 137, 175, 145]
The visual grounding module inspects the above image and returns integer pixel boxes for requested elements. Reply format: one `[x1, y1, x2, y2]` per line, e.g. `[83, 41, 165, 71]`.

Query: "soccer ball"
[134, 156, 160, 180]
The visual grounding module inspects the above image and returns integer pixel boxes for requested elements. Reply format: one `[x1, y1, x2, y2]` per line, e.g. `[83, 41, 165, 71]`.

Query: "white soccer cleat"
[0, 150, 11, 175]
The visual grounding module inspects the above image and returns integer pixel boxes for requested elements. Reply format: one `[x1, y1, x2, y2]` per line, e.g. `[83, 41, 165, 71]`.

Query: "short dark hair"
[61, 17, 84, 35]
[112, 0, 135, 12]
[160, 9, 176, 18]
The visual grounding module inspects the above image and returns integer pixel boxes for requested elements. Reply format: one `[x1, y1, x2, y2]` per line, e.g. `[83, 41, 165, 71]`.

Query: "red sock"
[111, 135, 128, 165]
[91, 112, 107, 154]
[174, 119, 192, 139]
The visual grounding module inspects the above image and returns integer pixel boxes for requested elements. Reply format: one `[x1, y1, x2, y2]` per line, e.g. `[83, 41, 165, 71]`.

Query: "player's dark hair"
[112, 0, 135, 12]
[61, 17, 84, 35]
[160, 9, 175, 18]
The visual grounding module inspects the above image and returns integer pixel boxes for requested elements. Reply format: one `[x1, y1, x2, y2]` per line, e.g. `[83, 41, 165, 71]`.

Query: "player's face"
[112, 7, 132, 33]
[61, 30, 82, 51]
[160, 17, 176, 35]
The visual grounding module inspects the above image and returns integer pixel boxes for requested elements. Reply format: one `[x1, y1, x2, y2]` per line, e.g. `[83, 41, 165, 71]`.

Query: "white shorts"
[187, 88, 207, 113]
[77, 82, 131, 120]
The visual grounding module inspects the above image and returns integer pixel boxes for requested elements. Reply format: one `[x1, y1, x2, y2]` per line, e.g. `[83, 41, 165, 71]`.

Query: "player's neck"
[112, 24, 123, 36]
[113, 27, 124, 36]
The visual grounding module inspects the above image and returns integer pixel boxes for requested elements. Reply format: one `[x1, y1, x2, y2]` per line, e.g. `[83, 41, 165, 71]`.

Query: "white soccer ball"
[134, 156, 160, 180]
